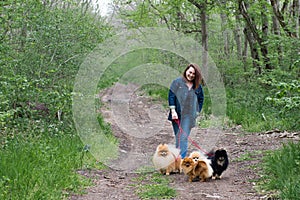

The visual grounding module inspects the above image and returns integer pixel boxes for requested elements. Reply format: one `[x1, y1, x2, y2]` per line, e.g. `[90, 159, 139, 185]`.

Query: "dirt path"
[70, 84, 299, 200]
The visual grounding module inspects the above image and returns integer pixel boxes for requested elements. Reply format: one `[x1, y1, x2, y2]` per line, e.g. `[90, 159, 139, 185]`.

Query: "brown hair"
[182, 63, 204, 89]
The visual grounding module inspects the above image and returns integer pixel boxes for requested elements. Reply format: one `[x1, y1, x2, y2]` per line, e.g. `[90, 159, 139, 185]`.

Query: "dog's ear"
[215, 149, 228, 157]
[220, 148, 227, 153]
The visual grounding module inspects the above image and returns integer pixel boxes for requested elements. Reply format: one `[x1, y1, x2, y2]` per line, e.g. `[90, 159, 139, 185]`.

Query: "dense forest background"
[112, 0, 299, 131]
[0, 0, 299, 199]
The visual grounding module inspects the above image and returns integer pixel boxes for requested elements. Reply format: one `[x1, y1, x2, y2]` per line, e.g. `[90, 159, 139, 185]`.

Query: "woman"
[168, 63, 204, 158]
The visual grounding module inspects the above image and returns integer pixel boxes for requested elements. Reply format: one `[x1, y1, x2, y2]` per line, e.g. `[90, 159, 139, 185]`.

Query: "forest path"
[70, 84, 298, 200]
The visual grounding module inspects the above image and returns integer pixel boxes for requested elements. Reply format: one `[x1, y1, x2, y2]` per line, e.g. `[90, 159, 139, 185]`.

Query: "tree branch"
[187, 0, 204, 10]
[270, 0, 297, 37]
[147, 0, 171, 30]
[177, 29, 202, 33]
[238, 0, 262, 44]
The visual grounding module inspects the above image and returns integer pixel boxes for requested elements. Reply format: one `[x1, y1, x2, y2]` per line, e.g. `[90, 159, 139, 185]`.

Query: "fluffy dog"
[181, 157, 213, 182]
[189, 151, 207, 163]
[152, 143, 182, 175]
[208, 148, 229, 179]
[189, 150, 214, 174]
[189, 151, 202, 163]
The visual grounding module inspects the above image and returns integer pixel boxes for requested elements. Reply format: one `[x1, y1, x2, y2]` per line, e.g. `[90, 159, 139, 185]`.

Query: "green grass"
[0, 127, 95, 200]
[226, 83, 299, 132]
[259, 142, 300, 199]
[233, 150, 264, 162]
[131, 173, 176, 199]
[0, 104, 116, 199]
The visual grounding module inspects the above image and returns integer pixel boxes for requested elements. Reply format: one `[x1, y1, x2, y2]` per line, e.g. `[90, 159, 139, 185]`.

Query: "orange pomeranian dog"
[152, 143, 182, 175]
[189, 151, 213, 173]
[181, 157, 213, 182]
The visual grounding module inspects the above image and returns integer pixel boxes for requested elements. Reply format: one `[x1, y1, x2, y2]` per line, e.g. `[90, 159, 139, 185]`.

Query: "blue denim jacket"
[168, 77, 204, 127]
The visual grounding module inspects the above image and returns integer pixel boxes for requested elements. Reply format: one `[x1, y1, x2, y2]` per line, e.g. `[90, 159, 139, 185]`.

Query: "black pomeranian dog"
[207, 148, 229, 179]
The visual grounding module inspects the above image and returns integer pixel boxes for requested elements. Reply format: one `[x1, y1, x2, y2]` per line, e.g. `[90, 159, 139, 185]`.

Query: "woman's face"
[185, 67, 195, 82]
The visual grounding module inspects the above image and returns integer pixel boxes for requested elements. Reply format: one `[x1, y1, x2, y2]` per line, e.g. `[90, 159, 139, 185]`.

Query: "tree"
[112, 0, 300, 76]
[238, 0, 272, 72]
[270, 0, 298, 38]
[1, 0, 111, 125]
[187, 0, 209, 71]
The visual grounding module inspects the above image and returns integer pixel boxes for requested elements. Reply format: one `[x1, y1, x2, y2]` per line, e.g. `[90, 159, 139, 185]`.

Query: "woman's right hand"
[171, 109, 178, 120]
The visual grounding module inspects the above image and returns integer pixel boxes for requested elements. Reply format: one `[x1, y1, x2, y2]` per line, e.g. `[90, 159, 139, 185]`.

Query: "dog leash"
[171, 151, 181, 161]
[174, 119, 213, 157]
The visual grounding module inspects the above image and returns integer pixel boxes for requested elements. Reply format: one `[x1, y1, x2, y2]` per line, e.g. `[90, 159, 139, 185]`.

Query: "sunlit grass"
[259, 142, 300, 199]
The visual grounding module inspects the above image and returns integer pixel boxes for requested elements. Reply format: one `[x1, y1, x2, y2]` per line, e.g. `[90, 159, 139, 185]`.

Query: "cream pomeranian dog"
[152, 143, 182, 175]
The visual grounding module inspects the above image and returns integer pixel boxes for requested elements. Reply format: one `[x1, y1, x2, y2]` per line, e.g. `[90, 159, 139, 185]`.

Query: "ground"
[70, 84, 299, 200]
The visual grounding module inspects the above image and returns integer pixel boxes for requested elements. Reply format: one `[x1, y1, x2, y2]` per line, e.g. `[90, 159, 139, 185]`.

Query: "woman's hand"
[171, 109, 178, 120]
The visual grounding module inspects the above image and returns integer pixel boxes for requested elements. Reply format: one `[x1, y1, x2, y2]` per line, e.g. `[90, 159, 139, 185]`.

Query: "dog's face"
[181, 157, 195, 174]
[215, 149, 227, 166]
[156, 144, 170, 157]
[189, 151, 201, 163]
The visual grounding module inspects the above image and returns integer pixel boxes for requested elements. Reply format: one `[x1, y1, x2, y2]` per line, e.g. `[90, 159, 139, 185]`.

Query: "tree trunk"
[239, 1, 260, 72]
[261, 3, 269, 42]
[242, 32, 248, 72]
[270, 0, 297, 37]
[261, 2, 271, 70]
[187, 0, 208, 74]
[221, 13, 230, 55]
[234, 14, 243, 59]
[238, 0, 273, 71]
[292, 0, 300, 38]
[200, 3, 208, 75]
[272, 14, 283, 66]
[243, 27, 261, 74]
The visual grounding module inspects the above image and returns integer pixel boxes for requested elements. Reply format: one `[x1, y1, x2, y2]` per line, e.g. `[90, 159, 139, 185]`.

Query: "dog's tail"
[195, 160, 208, 171]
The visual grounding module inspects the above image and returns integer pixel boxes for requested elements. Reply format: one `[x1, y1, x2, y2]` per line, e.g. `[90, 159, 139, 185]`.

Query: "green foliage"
[227, 91, 296, 131]
[267, 35, 300, 72]
[1, 0, 112, 129]
[97, 48, 187, 89]
[117, 0, 161, 28]
[0, 74, 74, 128]
[262, 78, 300, 112]
[258, 71, 300, 130]
[260, 142, 300, 199]
[226, 84, 269, 132]
[140, 84, 169, 105]
[0, 0, 113, 199]
[114, 0, 200, 30]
